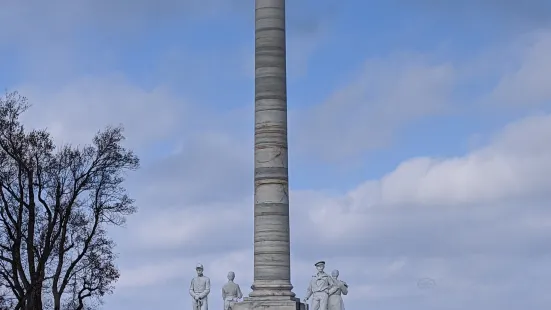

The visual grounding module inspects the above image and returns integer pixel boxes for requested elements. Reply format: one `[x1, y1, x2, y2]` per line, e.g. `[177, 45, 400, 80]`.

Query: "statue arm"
[189, 279, 196, 297]
[341, 282, 348, 295]
[325, 277, 336, 294]
[199, 278, 211, 298]
[222, 287, 226, 300]
[237, 284, 243, 299]
[305, 282, 312, 299]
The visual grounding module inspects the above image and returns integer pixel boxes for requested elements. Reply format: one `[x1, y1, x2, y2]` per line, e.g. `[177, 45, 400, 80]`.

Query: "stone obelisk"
[233, 0, 305, 309]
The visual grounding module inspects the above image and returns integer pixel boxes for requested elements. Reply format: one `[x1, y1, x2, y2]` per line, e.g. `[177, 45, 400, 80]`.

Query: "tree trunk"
[25, 285, 43, 310]
[53, 291, 61, 310]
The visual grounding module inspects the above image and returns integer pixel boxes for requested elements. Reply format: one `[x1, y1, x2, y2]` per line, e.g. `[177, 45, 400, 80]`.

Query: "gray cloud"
[293, 53, 455, 161]
[486, 31, 551, 106]
[0, 0, 336, 92]
[17, 74, 187, 150]
[8, 0, 547, 40]
[286, 0, 341, 35]
[0, 0, 340, 42]
[140, 132, 252, 205]
[293, 26, 551, 163]
[0, 0, 226, 40]
[394, 0, 551, 27]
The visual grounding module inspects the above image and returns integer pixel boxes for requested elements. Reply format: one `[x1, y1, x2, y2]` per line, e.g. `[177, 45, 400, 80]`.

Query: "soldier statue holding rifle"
[189, 263, 211, 310]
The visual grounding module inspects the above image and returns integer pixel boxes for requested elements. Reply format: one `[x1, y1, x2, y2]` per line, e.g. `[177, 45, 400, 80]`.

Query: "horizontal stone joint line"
[254, 202, 289, 207]
[255, 108, 286, 112]
[256, 29, 285, 34]
[255, 213, 289, 217]
[254, 213, 289, 217]
[255, 96, 287, 101]
[255, 7, 285, 10]
[254, 177, 287, 182]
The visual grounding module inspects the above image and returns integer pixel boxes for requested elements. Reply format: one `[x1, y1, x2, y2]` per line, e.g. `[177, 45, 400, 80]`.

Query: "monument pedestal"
[232, 297, 307, 310]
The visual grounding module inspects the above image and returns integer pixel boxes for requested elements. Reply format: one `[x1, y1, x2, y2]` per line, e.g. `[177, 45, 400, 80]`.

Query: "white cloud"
[132, 130, 252, 205]
[117, 259, 189, 288]
[373, 113, 551, 206]
[295, 54, 455, 160]
[117, 249, 253, 290]
[489, 30, 551, 106]
[293, 28, 551, 163]
[18, 74, 187, 149]
[129, 200, 249, 250]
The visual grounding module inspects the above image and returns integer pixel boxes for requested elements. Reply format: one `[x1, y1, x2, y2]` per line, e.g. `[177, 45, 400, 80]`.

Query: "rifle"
[195, 297, 203, 310]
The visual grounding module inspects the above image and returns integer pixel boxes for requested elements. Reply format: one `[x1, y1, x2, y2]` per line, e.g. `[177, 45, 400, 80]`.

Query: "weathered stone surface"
[251, 0, 294, 299]
[232, 297, 306, 310]
[244, 1, 305, 309]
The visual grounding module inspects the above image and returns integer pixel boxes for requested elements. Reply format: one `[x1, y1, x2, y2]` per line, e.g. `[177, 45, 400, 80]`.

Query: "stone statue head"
[196, 263, 204, 276]
[331, 270, 339, 278]
[314, 261, 325, 272]
[227, 271, 235, 281]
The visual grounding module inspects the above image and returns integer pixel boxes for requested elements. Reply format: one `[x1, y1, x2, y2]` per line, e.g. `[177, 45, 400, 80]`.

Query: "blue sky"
[2, 0, 551, 309]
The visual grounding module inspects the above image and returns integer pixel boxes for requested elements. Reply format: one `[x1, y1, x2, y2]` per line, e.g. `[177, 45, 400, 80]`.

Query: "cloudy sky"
[2, 0, 551, 309]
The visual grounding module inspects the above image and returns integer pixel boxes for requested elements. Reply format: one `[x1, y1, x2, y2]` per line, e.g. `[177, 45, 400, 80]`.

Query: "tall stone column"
[250, 0, 294, 299]
[233, 1, 305, 309]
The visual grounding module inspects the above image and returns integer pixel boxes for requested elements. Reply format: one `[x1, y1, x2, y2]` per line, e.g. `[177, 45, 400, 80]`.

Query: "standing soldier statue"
[304, 261, 333, 310]
[189, 263, 211, 310]
[221, 271, 243, 310]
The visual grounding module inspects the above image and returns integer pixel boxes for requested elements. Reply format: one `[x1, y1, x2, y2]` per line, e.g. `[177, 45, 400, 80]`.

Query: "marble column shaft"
[250, 0, 295, 298]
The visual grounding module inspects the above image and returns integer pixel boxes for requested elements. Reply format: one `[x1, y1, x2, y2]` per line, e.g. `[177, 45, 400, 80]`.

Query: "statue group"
[188, 264, 243, 310]
[188, 261, 347, 310]
[304, 261, 348, 310]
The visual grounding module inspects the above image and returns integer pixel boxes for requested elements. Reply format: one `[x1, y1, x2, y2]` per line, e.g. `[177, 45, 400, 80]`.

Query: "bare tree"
[0, 92, 139, 310]
[0, 286, 15, 309]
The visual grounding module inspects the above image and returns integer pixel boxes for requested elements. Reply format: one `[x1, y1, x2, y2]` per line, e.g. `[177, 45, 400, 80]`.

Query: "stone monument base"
[232, 296, 307, 310]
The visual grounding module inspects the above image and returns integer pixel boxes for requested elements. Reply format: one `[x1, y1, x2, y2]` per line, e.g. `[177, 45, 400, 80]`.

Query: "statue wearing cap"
[189, 263, 211, 310]
[303, 261, 334, 310]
